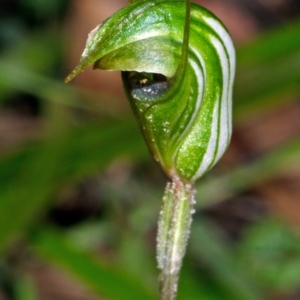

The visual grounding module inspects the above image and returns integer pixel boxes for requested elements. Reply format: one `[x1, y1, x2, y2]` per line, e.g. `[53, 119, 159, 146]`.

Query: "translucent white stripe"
[204, 16, 235, 131]
[193, 100, 219, 180]
[202, 15, 236, 77]
[209, 35, 231, 163]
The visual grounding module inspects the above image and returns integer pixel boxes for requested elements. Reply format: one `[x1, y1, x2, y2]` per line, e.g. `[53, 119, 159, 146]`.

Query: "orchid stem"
[157, 180, 195, 300]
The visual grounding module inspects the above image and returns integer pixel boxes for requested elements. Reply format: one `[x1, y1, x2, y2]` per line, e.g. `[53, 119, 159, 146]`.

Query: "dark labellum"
[122, 71, 169, 101]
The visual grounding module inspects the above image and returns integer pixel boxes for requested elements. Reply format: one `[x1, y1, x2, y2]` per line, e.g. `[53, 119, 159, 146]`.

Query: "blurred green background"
[1, 0, 300, 299]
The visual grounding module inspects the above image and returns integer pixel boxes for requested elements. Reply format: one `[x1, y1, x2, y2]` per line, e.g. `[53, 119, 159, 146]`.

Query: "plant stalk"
[157, 180, 195, 300]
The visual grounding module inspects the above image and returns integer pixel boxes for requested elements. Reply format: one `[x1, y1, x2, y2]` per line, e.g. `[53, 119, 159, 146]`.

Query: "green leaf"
[190, 220, 264, 300]
[238, 218, 300, 292]
[0, 60, 120, 117]
[0, 120, 147, 254]
[234, 19, 300, 121]
[196, 137, 300, 208]
[0, 33, 61, 102]
[177, 265, 224, 300]
[237, 19, 300, 66]
[14, 275, 39, 300]
[31, 228, 156, 300]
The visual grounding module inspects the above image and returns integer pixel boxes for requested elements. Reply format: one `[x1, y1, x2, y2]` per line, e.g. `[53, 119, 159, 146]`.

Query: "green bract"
[66, 0, 235, 183]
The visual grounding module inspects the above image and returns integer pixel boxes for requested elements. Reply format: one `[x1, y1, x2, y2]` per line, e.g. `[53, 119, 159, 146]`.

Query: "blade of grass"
[0, 119, 147, 254]
[196, 137, 300, 208]
[31, 228, 156, 300]
[0, 60, 121, 117]
[190, 220, 264, 300]
[237, 217, 300, 293]
[0, 120, 146, 191]
[234, 19, 300, 121]
[14, 275, 39, 300]
[237, 19, 300, 65]
[0, 103, 71, 254]
[234, 49, 300, 121]
[177, 266, 224, 300]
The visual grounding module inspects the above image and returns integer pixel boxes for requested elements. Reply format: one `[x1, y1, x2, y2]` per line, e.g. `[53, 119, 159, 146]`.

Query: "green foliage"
[0, 1, 300, 300]
[14, 275, 38, 300]
[238, 218, 300, 292]
[190, 220, 264, 300]
[234, 19, 300, 121]
[31, 228, 155, 300]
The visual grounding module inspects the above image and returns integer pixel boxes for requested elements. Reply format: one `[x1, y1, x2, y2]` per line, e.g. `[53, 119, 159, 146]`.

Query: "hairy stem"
[157, 181, 195, 300]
